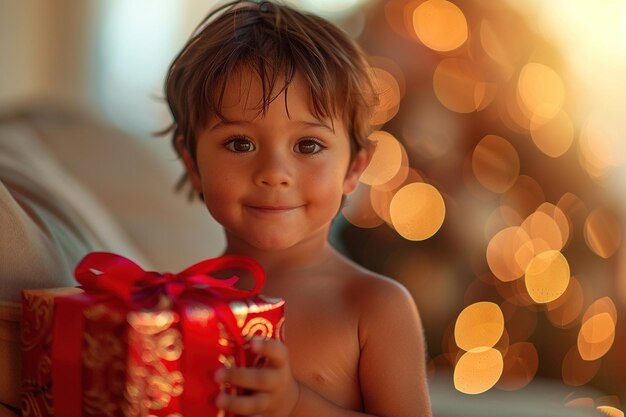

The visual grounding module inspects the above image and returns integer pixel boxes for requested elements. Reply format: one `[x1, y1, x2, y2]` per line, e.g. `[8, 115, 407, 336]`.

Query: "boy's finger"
[250, 337, 289, 368]
[215, 366, 280, 390]
[216, 391, 271, 415]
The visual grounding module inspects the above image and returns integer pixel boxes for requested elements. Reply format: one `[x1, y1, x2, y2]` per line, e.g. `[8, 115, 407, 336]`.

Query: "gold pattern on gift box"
[242, 317, 273, 339]
[218, 322, 234, 347]
[21, 292, 55, 351]
[33, 353, 52, 387]
[229, 297, 284, 329]
[128, 310, 176, 335]
[156, 329, 183, 361]
[22, 391, 44, 417]
[21, 389, 54, 417]
[276, 316, 285, 341]
[83, 332, 125, 369]
[124, 311, 184, 417]
[229, 301, 248, 328]
[258, 294, 285, 306]
[218, 354, 235, 369]
[185, 304, 214, 327]
[218, 322, 228, 338]
[125, 366, 184, 415]
[82, 322, 127, 417]
[84, 303, 124, 324]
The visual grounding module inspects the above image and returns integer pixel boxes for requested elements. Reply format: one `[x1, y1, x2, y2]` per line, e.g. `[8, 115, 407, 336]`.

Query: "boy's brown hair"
[161, 0, 378, 195]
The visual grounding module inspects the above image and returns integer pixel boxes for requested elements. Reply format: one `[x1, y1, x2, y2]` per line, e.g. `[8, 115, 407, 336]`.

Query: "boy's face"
[181, 69, 368, 252]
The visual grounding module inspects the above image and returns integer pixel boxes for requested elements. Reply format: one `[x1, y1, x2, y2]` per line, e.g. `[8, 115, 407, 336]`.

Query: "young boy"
[163, 1, 432, 416]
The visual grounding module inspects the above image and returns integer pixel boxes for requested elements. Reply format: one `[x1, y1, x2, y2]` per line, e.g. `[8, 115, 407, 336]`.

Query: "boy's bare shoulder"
[331, 254, 424, 357]
[334, 254, 417, 316]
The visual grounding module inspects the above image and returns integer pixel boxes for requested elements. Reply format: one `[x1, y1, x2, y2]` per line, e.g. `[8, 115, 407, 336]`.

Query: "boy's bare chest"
[281, 291, 364, 411]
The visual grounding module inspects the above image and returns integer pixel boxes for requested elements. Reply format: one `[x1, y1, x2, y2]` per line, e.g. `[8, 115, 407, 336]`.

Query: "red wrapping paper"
[21, 252, 285, 417]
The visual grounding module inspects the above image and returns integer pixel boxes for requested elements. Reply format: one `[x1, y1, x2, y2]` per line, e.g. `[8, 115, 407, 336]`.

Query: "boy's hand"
[214, 338, 300, 417]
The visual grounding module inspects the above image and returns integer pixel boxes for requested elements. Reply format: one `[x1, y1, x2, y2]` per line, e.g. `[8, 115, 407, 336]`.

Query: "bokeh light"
[545, 276, 584, 329]
[517, 63, 565, 123]
[565, 397, 596, 409]
[389, 182, 446, 241]
[577, 297, 617, 361]
[412, 0, 468, 52]
[529, 109, 574, 158]
[454, 301, 504, 351]
[371, 143, 411, 192]
[369, 68, 402, 125]
[584, 207, 622, 259]
[360, 130, 405, 186]
[454, 347, 504, 395]
[472, 135, 520, 193]
[536, 203, 571, 249]
[370, 186, 395, 226]
[521, 210, 564, 252]
[597, 406, 625, 417]
[487, 226, 532, 282]
[433, 58, 491, 113]
[342, 182, 385, 229]
[578, 312, 616, 361]
[524, 250, 570, 304]
[479, 19, 515, 75]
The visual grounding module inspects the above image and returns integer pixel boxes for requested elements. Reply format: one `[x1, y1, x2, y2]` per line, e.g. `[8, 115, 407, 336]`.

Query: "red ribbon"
[51, 252, 265, 417]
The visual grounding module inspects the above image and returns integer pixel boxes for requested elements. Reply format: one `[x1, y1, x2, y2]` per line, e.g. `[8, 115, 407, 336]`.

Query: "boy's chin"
[225, 230, 300, 253]
[248, 236, 299, 252]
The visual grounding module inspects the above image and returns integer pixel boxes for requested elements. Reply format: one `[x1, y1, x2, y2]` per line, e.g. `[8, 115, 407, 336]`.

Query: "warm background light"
[486, 226, 531, 282]
[577, 297, 617, 361]
[454, 301, 504, 351]
[453, 347, 504, 395]
[584, 207, 622, 259]
[412, 0, 468, 52]
[368, 68, 402, 126]
[389, 182, 445, 241]
[360, 131, 405, 187]
[4, 0, 626, 412]
[517, 63, 564, 123]
[342, 183, 385, 229]
[529, 109, 574, 158]
[524, 250, 570, 304]
[472, 135, 520, 193]
[545, 276, 584, 329]
[597, 406, 625, 417]
[433, 58, 490, 113]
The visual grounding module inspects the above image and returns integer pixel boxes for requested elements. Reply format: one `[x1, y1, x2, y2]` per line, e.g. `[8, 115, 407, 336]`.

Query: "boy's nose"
[253, 152, 293, 187]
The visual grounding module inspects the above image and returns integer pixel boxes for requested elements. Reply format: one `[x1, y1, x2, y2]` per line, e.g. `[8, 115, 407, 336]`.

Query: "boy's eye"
[224, 137, 255, 153]
[294, 139, 325, 154]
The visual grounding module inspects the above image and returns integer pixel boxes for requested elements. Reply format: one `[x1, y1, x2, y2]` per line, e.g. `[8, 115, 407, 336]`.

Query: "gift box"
[21, 252, 285, 417]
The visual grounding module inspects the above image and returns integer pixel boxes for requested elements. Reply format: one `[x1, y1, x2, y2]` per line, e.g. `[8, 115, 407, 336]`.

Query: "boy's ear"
[343, 148, 372, 195]
[176, 135, 203, 193]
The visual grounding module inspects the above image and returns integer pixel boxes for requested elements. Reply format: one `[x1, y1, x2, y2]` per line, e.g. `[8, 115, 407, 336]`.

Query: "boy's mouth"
[245, 205, 301, 214]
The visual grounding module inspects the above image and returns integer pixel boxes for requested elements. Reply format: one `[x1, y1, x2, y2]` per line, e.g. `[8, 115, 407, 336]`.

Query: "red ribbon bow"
[51, 252, 266, 417]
